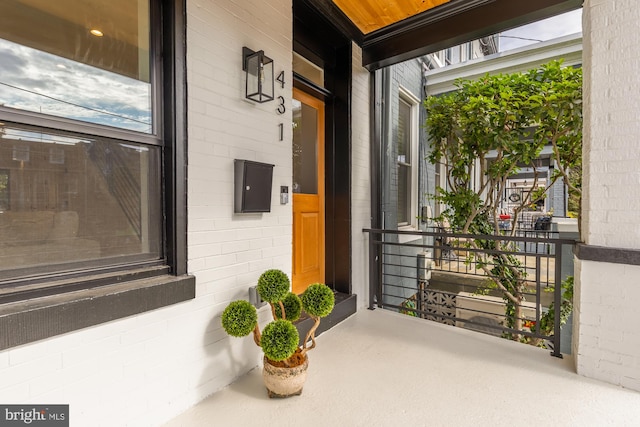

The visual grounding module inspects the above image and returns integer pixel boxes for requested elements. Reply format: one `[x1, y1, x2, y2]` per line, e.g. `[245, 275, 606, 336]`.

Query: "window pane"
[293, 52, 324, 87]
[397, 98, 410, 163]
[397, 164, 409, 224]
[0, 0, 152, 133]
[292, 99, 318, 194]
[0, 123, 162, 279]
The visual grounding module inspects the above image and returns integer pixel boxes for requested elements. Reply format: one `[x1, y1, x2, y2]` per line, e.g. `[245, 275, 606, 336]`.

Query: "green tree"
[424, 60, 582, 339]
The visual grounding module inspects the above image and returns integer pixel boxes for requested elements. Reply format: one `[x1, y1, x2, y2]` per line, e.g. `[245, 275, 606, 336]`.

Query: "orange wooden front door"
[292, 88, 325, 294]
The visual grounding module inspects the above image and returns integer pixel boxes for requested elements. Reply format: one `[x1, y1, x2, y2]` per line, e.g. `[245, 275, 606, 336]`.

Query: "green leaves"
[424, 61, 581, 338]
[274, 292, 302, 322]
[300, 283, 335, 318]
[261, 319, 299, 361]
[257, 269, 290, 303]
[221, 300, 258, 337]
[424, 60, 582, 234]
[221, 270, 335, 362]
[538, 276, 574, 337]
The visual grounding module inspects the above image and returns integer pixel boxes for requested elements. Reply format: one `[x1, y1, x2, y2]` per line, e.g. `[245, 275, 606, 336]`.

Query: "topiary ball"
[300, 283, 334, 318]
[257, 269, 290, 303]
[221, 300, 258, 337]
[260, 319, 299, 361]
[274, 292, 302, 321]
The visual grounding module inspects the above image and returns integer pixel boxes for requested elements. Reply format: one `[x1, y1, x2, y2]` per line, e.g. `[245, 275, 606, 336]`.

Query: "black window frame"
[0, 0, 193, 351]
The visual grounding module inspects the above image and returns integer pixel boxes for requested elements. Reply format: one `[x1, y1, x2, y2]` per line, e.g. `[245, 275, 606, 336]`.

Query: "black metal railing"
[363, 227, 576, 357]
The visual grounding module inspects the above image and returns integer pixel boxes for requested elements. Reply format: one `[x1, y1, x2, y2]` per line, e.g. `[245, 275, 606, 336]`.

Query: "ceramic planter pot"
[262, 355, 309, 398]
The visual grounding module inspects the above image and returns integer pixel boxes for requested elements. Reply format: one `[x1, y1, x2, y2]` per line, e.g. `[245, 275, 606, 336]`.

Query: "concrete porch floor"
[164, 309, 640, 427]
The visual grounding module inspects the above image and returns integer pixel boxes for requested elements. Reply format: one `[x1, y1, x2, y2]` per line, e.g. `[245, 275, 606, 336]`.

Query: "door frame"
[292, 88, 325, 294]
[294, 1, 352, 295]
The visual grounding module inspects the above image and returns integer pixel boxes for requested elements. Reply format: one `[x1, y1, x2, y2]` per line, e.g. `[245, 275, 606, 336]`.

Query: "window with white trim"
[396, 88, 419, 229]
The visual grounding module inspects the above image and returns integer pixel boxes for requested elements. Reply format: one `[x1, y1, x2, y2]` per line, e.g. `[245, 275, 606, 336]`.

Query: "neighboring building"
[376, 58, 431, 307]
[377, 35, 499, 308]
[383, 34, 501, 234]
[0, 1, 638, 426]
[423, 33, 583, 221]
[378, 34, 580, 309]
[426, 35, 500, 70]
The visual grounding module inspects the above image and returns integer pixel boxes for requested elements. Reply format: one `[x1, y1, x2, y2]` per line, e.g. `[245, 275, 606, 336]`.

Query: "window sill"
[0, 273, 195, 350]
[398, 226, 421, 244]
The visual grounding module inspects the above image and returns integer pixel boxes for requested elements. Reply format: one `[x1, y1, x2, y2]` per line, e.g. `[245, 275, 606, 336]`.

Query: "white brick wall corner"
[576, 0, 640, 393]
[350, 43, 372, 309]
[582, 0, 640, 249]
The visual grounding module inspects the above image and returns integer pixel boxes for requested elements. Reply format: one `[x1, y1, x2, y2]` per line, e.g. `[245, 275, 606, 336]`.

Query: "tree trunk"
[512, 302, 523, 341]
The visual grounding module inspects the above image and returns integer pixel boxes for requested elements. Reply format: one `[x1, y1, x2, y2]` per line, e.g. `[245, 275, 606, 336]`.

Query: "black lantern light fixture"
[243, 47, 274, 103]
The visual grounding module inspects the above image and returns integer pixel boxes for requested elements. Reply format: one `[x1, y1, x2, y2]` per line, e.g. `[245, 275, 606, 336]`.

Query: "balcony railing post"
[377, 234, 383, 309]
[368, 231, 375, 309]
[416, 252, 428, 317]
[551, 243, 563, 358]
[368, 231, 381, 310]
[535, 256, 542, 336]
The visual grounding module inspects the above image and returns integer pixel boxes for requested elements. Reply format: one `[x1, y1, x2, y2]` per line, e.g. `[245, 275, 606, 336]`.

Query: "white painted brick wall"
[574, 259, 640, 391]
[0, 1, 292, 425]
[576, 0, 640, 392]
[350, 43, 372, 309]
[582, 0, 640, 249]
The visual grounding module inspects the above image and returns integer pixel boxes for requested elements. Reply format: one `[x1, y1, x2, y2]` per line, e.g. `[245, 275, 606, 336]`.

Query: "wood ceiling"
[0, 0, 147, 80]
[333, 0, 451, 34]
[301, 0, 584, 70]
[21, 0, 142, 45]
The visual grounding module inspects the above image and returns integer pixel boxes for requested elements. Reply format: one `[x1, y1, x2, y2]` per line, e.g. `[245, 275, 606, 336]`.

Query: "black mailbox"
[234, 159, 274, 213]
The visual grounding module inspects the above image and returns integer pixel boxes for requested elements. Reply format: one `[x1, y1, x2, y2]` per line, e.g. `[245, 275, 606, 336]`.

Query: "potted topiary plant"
[221, 268, 334, 398]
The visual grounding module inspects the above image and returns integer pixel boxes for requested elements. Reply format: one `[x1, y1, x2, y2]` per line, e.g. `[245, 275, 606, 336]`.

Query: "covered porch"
[165, 309, 640, 426]
[1, 0, 639, 426]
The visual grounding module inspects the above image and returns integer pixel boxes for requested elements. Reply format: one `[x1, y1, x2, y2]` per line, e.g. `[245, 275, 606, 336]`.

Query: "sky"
[0, 39, 152, 133]
[499, 9, 583, 52]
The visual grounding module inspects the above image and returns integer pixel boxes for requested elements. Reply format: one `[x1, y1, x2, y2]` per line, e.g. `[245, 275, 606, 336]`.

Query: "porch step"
[294, 292, 356, 344]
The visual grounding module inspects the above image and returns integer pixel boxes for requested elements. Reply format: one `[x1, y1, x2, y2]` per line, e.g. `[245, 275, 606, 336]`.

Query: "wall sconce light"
[243, 47, 274, 103]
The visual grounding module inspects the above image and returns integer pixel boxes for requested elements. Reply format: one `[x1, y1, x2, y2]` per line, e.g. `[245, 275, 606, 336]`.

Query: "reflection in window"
[0, 0, 152, 133]
[0, 124, 162, 279]
[292, 99, 319, 194]
[0, 169, 9, 211]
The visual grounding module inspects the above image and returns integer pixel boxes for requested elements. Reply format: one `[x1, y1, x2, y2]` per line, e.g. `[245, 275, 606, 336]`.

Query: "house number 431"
[276, 71, 285, 141]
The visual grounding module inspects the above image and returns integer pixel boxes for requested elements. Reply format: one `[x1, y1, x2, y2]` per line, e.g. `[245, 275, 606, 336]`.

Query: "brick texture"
[0, 1, 291, 426]
[351, 43, 371, 308]
[582, 0, 640, 249]
[575, 0, 640, 392]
